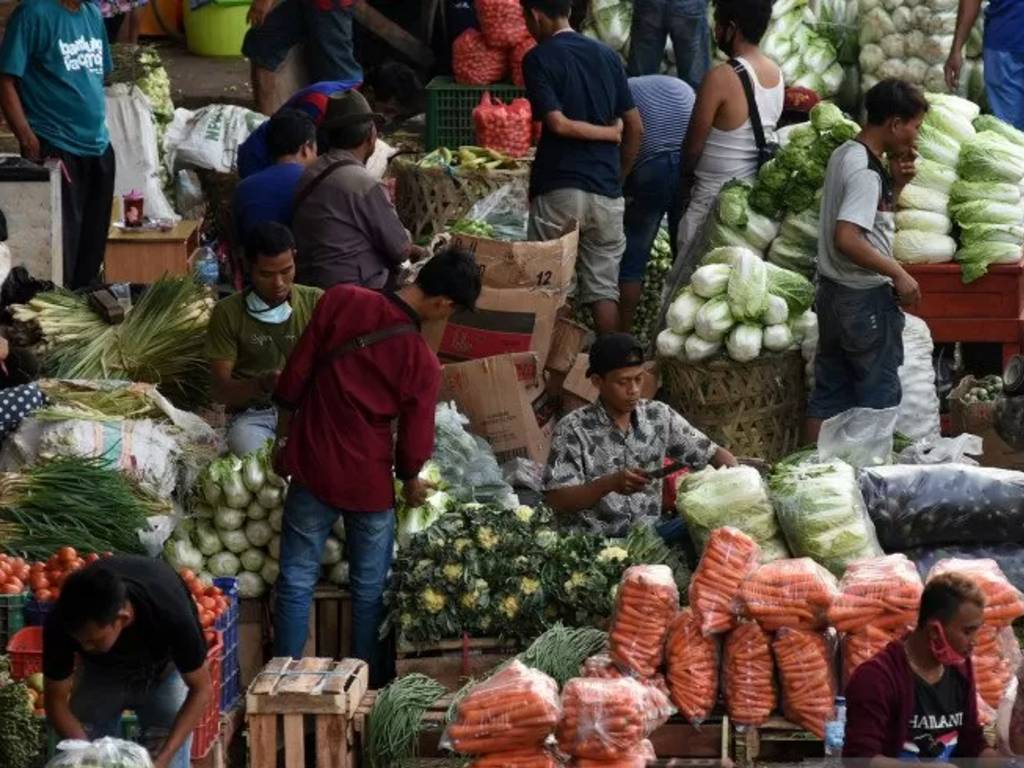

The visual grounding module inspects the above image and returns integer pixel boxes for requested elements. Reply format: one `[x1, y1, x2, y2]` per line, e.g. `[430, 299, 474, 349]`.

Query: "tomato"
[14, 565, 29, 582]
[30, 574, 49, 591]
[57, 546, 77, 564]
[36, 589, 53, 602]
[84, 553, 100, 564]
[199, 610, 214, 628]
[48, 571, 64, 587]
[214, 597, 228, 615]
[6, 577, 23, 592]
[189, 581, 205, 598]
[179, 569, 196, 584]
[0, 582, 21, 594]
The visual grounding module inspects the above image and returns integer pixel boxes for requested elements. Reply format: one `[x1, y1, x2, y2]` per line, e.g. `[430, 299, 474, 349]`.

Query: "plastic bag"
[607, 565, 678, 677]
[974, 624, 1022, 709]
[771, 459, 883, 577]
[689, 526, 760, 636]
[572, 739, 656, 768]
[896, 433, 983, 465]
[817, 406, 898, 468]
[842, 625, 907, 685]
[1002, 665, 1024, 755]
[579, 656, 675, 734]
[926, 558, 1024, 627]
[473, 93, 533, 158]
[465, 183, 530, 242]
[165, 104, 266, 174]
[723, 621, 776, 726]
[476, 0, 530, 47]
[675, 466, 789, 562]
[468, 749, 559, 767]
[909, 544, 1024, 594]
[741, 558, 838, 632]
[557, 677, 648, 760]
[432, 403, 517, 508]
[665, 609, 719, 725]
[896, 314, 941, 440]
[773, 628, 837, 739]
[827, 554, 923, 633]
[47, 738, 153, 768]
[510, 35, 537, 87]
[452, 29, 507, 85]
[860, 464, 1024, 551]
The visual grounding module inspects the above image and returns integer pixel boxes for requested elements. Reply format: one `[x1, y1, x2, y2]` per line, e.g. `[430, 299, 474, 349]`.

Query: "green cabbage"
[959, 132, 1024, 183]
[779, 208, 820, 247]
[927, 92, 981, 123]
[214, 506, 245, 531]
[924, 105, 976, 145]
[718, 180, 751, 229]
[208, 551, 241, 577]
[727, 250, 769, 321]
[802, 38, 838, 72]
[951, 200, 1024, 226]
[916, 122, 962, 168]
[164, 538, 204, 573]
[684, 334, 721, 361]
[895, 210, 952, 234]
[956, 242, 1024, 283]
[959, 223, 1024, 247]
[765, 263, 815, 315]
[690, 263, 732, 298]
[666, 289, 705, 335]
[949, 180, 1022, 207]
[972, 115, 1024, 149]
[237, 571, 266, 598]
[656, 329, 686, 358]
[763, 323, 795, 351]
[261, 558, 280, 585]
[240, 548, 265, 573]
[245, 519, 273, 547]
[321, 536, 343, 565]
[893, 230, 957, 264]
[763, 294, 789, 325]
[195, 521, 223, 556]
[219, 528, 249, 554]
[768, 237, 817, 277]
[898, 184, 950, 214]
[694, 297, 734, 341]
[676, 465, 789, 561]
[726, 323, 763, 362]
[913, 158, 958, 194]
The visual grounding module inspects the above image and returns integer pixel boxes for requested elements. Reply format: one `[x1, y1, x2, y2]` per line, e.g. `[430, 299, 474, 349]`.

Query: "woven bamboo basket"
[659, 351, 806, 462]
[391, 157, 530, 240]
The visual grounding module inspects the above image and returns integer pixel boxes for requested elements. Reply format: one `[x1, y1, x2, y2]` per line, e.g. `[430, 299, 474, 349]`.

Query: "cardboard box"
[949, 376, 1024, 470]
[423, 286, 563, 365]
[546, 317, 589, 374]
[560, 353, 660, 414]
[450, 220, 579, 293]
[440, 353, 554, 465]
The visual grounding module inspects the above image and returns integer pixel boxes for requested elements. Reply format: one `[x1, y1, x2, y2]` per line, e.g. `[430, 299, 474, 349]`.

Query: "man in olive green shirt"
[205, 222, 322, 456]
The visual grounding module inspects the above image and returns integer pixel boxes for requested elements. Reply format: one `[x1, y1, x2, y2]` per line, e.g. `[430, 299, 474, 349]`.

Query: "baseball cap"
[587, 333, 645, 377]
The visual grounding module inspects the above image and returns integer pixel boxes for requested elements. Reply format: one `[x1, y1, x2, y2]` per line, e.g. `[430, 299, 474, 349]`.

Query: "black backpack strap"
[294, 157, 359, 210]
[323, 322, 418, 362]
[729, 58, 767, 154]
[855, 139, 895, 208]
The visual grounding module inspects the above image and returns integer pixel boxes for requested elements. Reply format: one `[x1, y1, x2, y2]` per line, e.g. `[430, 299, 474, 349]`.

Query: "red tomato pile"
[28, 547, 107, 603]
[0, 553, 30, 595]
[178, 569, 229, 645]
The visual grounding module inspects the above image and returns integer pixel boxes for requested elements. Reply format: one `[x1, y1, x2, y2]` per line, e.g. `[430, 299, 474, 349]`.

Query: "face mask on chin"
[245, 291, 293, 324]
[929, 621, 967, 667]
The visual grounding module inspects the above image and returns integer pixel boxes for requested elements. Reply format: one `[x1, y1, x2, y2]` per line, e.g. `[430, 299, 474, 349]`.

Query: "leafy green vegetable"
[893, 230, 957, 264]
[913, 158, 958, 194]
[956, 242, 1024, 283]
[766, 262, 815, 316]
[897, 183, 950, 214]
[958, 131, 1024, 183]
[917, 122, 963, 168]
[972, 115, 1024, 148]
[959, 223, 1024, 247]
[895, 210, 952, 234]
[726, 322, 764, 362]
[690, 264, 732, 299]
[727, 250, 769, 321]
[694, 296, 735, 342]
[949, 180, 1022, 207]
[924, 104, 976, 145]
[950, 200, 1024, 226]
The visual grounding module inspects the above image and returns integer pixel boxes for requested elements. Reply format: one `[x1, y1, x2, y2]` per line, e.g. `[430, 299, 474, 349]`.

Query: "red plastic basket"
[7, 625, 43, 680]
[190, 631, 223, 760]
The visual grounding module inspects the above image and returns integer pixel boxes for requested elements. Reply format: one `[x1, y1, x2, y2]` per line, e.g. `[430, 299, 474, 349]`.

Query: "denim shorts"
[807, 278, 905, 420]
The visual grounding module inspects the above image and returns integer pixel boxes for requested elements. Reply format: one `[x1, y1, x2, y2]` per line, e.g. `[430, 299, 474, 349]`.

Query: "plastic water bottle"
[824, 695, 847, 765]
[193, 246, 219, 287]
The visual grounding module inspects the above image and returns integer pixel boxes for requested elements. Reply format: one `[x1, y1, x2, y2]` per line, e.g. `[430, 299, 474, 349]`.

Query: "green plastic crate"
[0, 591, 26, 649]
[426, 76, 527, 151]
[43, 712, 140, 758]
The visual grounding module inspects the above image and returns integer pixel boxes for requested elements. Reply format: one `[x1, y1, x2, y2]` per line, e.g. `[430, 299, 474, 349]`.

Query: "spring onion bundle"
[35, 381, 163, 422]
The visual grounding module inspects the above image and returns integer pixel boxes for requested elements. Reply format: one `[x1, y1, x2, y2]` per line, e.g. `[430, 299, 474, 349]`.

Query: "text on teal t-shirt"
[0, 0, 111, 156]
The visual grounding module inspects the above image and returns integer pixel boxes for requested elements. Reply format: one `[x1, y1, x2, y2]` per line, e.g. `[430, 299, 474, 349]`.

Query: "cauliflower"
[453, 537, 473, 554]
[535, 529, 558, 549]
[443, 563, 463, 582]
[421, 587, 446, 614]
[564, 572, 588, 592]
[513, 505, 535, 523]
[476, 526, 498, 551]
[520, 577, 540, 596]
[597, 545, 629, 563]
[500, 595, 520, 619]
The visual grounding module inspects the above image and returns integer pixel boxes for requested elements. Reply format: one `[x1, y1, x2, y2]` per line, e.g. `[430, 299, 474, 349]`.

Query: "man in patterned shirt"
[544, 333, 736, 538]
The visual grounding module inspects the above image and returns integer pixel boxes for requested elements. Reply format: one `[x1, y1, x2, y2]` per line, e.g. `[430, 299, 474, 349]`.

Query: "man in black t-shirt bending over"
[43, 556, 212, 768]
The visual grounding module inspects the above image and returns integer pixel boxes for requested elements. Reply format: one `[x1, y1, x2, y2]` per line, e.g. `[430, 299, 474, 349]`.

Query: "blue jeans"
[627, 0, 711, 89]
[621, 152, 682, 284]
[275, 483, 396, 687]
[71, 661, 191, 768]
[226, 407, 277, 457]
[984, 48, 1024, 131]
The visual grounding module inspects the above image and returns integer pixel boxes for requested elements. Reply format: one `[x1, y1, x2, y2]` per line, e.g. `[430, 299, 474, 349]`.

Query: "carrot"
[689, 527, 760, 637]
[842, 625, 909, 685]
[607, 564, 679, 677]
[741, 558, 838, 632]
[722, 621, 775, 726]
[572, 739, 657, 767]
[828, 554, 923, 633]
[772, 628, 836, 739]
[557, 677, 648, 760]
[972, 624, 1020, 709]
[663, 608, 719, 725]
[926, 558, 1024, 627]
[580, 655, 676, 734]
[469, 750, 558, 768]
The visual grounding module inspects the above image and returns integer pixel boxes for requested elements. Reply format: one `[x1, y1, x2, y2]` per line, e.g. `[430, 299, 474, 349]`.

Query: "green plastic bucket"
[184, 0, 252, 58]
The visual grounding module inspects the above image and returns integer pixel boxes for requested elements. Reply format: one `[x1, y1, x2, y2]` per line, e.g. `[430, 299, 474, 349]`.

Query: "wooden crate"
[395, 637, 517, 691]
[905, 259, 1024, 367]
[302, 586, 352, 660]
[246, 657, 368, 768]
[733, 716, 822, 766]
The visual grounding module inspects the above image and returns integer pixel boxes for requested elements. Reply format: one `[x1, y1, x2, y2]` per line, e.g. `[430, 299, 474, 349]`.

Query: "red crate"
[191, 631, 223, 760]
[7, 625, 43, 680]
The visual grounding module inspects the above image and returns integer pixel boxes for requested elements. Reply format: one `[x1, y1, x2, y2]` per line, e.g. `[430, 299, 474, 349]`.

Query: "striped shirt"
[629, 75, 696, 170]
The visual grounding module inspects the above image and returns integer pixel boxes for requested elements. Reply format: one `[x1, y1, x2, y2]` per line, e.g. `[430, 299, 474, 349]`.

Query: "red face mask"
[929, 621, 967, 667]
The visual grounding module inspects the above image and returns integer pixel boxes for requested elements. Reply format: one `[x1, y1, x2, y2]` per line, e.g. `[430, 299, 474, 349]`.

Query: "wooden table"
[104, 219, 200, 283]
[904, 259, 1024, 367]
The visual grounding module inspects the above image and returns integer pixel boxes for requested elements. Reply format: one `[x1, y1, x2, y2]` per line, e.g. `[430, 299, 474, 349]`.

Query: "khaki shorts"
[528, 189, 626, 304]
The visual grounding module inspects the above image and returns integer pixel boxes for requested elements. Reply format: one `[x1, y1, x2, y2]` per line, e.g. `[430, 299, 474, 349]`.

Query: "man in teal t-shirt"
[0, 0, 115, 289]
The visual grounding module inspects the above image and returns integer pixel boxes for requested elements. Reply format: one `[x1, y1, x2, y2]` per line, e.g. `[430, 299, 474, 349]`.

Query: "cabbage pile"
[581, 0, 631, 56]
[396, 461, 450, 547]
[657, 247, 816, 364]
[760, 0, 845, 100]
[706, 180, 781, 256]
[858, 0, 985, 103]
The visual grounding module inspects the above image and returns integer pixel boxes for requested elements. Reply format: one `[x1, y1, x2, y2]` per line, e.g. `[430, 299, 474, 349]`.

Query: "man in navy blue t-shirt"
[521, 0, 643, 334]
[233, 109, 318, 241]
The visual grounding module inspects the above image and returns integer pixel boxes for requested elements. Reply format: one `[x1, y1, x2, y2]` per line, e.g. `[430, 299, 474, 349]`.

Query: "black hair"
[266, 108, 317, 160]
[58, 564, 128, 632]
[865, 79, 930, 126]
[918, 572, 985, 628]
[520, 0, 571, 18]
[714, 0, 773, 43]
[365, 63, 425, 117]
[416, 246, 482, 311]
[245, 221, 296, 264]
[327, 119, 375, 151]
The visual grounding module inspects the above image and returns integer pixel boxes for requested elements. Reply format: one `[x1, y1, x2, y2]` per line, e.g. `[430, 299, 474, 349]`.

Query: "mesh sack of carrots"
[741, 557, 838, 632]
[509, 35, 536, 87]
[442, 660, 561, 755]
[475, 0, 530, 47]
[926, 558, 1024, 627]
[828, 554, 922, 633]
[469, 749, 560, 768]
[572, 739, 656, 768]
[557, 677, 648, 760]
[665, 608, 720, 724]
[607, 564, 679, 677]
[689, 526, 760, 636]
[581, 653, 620, 679]
[842, 625, 908, 685]
[723, 621, 776, 726]
[973, 624, 1022, 709]
[580, 656, 676, 733]
[772, 628, 837, 739]
[452, 29, 508, 85]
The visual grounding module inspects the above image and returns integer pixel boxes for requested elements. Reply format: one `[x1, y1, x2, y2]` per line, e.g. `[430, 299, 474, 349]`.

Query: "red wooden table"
[904, 259, 1024, 367]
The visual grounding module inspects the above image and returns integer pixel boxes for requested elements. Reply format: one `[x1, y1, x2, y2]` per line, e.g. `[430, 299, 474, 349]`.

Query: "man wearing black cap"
[545, 333, 736, 538]
[291, 91, 428, 290]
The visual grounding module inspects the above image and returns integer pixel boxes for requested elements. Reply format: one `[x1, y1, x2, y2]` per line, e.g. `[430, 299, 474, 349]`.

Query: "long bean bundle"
[515, 624, 607, 688]
[365, 673, 446, 768]
[0, 455, 168, 558]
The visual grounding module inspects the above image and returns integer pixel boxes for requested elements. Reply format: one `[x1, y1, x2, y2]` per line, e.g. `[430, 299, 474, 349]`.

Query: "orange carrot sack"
[608, 565, 679, 678]
[442, 660, 561, 756]
[842, 625, 907, 685]
[926, 558, 1024, 627]
[689, 526, 760, 636]
[773, 627, 837, 739]
[557, 677, 648, 761]
[580, 656, 676, 733]
[723, 621, 775, 727]
[452, 29, 508, 86]
[665, 609, 719, 725]
[828, 553, 922, 633]
[973, 624, 1022, 710]
[572, 739, 657, 768]
[741, 557, 838, 632]
[469, 748, 560, 768]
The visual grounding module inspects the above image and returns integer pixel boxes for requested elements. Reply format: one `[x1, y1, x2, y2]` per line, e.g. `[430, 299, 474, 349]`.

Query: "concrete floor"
[147, 39, 255, 111]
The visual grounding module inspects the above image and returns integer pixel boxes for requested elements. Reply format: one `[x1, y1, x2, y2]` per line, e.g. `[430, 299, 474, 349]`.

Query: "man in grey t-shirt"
[807, 80, 928, 441]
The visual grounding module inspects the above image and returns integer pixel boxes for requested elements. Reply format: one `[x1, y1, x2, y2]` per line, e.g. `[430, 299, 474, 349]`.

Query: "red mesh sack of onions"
[453, 28, 507, 85]
[510, 35, 537, 87]
[476, 0, 530, 48]
[473, 93, 533, 157]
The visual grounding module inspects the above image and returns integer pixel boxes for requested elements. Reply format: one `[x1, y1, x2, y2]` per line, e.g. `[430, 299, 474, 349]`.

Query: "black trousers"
[41, 141, 116, 289]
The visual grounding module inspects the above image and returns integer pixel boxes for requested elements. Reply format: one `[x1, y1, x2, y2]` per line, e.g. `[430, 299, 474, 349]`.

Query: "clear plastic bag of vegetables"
[467, 749, 559, 767]
[740, 557, 838, 632]
[432, 403, 516, 508]
[860, 464, 1024, 551]
[579, 656, 676, 733]
[909, 544, 1024, 593]
[571, 739, 656, 768]
[607, 565, 679, 678]
[773, 628, 837, 739]
[689, 526, 760, 636]
[827, 553, 923, 634]
[723, 621, 776, 727]
[441, 660, 560, 755]
[926, 557, 1024, 627]
[843, 625, 908, 685]
[665, 609, 719, 725]
[973, 625, 1022, 715]
[46, 738, 153, 768]
[556, 677, 648, 760]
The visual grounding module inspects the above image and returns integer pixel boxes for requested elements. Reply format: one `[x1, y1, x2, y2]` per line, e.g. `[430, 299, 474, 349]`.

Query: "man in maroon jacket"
[844, 572, 999, 764]
[270, 247, 481, 686]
